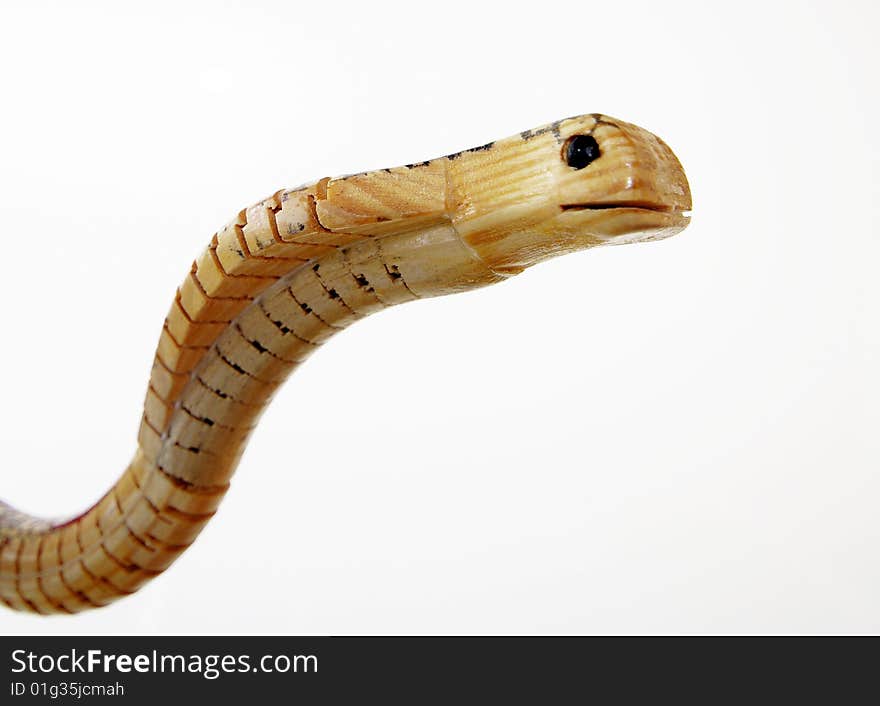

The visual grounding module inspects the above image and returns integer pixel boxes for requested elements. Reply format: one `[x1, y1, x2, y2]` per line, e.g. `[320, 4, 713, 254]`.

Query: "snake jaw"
[557, 199, 692, 244]
[554, 202, 691, 247]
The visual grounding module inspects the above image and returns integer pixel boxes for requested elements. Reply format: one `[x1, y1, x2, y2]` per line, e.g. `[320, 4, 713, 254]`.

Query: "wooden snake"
[0, 114, 691, 614]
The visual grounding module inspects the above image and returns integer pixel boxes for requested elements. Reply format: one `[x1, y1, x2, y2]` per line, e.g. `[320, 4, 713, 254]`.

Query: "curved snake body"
[0, 114, 691, 614]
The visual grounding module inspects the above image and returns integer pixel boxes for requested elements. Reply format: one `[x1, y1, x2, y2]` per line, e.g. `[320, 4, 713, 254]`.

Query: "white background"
[1, 0, 877, 635]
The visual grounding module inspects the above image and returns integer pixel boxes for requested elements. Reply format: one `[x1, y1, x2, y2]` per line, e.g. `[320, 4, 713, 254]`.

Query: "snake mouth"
[558, 199, 692, 243]
[561, 200, 687, 215]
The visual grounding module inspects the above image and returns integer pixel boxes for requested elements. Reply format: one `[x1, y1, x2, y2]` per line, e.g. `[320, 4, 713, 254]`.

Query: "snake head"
[449, 114, 692, 274]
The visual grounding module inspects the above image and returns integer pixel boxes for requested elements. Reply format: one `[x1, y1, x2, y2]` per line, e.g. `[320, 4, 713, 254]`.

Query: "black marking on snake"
[266, 294, 323, 347]
[374, 238, 415, 299]
[217, 350, 248, 376]
[519, 118, 569, 143]
[446, 141, 494, 160]
[235, 321, 307, 363]
[521, 125, 555, 141]
[196, 376, 228, 399]
[404, 160, 431, 169]
[353, 273, 373, 291]
[193, 375, 269, 409]
[311, 258, 358, 315]
[216, 344, 287, 382]
[247, 337, 269, 354]
[288, 288, 343, 329]
[180, 405, 214, 427]
[286, 222, 306, 235]
[173, 441, 203, 455]
[257, 300, 293, 336]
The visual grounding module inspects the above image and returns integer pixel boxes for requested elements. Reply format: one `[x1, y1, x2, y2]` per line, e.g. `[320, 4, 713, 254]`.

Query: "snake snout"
[558, 117, 691, 217]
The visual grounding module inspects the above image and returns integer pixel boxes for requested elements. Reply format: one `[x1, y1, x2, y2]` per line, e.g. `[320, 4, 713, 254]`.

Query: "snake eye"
[564, 135, 601, 170]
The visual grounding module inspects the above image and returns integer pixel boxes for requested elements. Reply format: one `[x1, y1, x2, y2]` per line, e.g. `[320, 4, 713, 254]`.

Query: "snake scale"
[0, 114, 691, 615]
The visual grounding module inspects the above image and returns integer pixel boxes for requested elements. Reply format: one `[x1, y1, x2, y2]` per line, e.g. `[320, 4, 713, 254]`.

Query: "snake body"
[0, 114, 691, 614]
